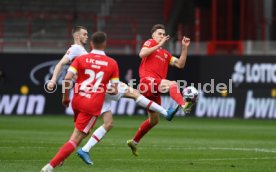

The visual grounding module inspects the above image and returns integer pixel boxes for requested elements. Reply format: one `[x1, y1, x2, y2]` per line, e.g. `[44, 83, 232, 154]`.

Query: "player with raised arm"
[75, 42, 177, 165]
[127, 24, 195, 156]
[47, 26, 88, 90]
[45, 26, 177, 165]
[41, 31, 120, 172]
[47, 26, 175, 122]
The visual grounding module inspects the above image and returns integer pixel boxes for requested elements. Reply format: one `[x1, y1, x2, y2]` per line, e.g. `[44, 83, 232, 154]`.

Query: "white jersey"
[65, 44, 88, 61]
[65, 44, 88, 115]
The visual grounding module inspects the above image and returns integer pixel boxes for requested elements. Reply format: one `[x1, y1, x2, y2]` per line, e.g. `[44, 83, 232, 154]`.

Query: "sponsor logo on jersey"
[155, 55, 165, 62]
[144, 41, 151, 47]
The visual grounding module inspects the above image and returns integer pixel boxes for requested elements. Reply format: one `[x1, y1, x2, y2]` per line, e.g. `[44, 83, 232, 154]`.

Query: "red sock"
[133, 118, 156, 143]
[169, 84, 185, 106]
[49, 140, 77, 167]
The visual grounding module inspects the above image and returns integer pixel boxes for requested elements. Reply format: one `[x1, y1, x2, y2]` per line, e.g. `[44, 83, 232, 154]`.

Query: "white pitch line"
[205, 147, 276, 154]
[0, 146, 57, 149]
[1, 157, 276, 162]
[165, 147, 276, 154]
[189, 156, 276, 161]
[1, 146, 276, 154]
[110, 156, 276, 162]
[0, 160, 46, 162]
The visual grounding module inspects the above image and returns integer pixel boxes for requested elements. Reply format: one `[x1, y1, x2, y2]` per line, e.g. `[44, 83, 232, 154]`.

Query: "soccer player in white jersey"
[47, 26, 88, 90]
[47, 26, 177, 166]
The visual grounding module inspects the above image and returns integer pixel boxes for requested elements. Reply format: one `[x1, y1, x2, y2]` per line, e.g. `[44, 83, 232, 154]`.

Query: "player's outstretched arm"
[173, 36, 190, 69]
[139, 35, 170, 58]
[47, 56, 70, 90]
[139, 46, 159, 58]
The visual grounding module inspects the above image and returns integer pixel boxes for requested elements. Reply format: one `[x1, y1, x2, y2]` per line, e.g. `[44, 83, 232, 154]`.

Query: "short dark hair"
[72, 26, 87, 35]
[91, 31, 107, 45]
[151, 24, 165, 34]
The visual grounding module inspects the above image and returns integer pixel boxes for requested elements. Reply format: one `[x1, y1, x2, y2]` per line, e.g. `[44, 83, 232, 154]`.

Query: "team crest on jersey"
[164, 53, 168, 59]
[144, 41, 151, 47]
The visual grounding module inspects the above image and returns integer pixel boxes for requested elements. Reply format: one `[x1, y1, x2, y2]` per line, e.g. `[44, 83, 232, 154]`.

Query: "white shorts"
[100, 82, 129, 114]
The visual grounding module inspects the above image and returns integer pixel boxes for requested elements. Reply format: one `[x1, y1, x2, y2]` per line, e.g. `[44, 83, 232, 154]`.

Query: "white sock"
[44, 164, 53, 170]
[136, 95, 168, 117]
[133, 140, 138, 145]
[82, 126, 107, 152]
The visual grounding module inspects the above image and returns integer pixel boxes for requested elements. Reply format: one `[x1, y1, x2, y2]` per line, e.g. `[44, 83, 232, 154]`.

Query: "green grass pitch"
[0, 115, 276, 172]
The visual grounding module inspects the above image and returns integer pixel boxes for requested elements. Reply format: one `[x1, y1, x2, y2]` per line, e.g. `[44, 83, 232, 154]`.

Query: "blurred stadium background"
[0, 0, 276, 171]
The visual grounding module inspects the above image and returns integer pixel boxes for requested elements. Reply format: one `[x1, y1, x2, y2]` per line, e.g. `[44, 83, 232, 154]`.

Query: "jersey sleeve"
[166, 51, 177, 66]
[68, 58, 79, 75]
[142, 39, 156, 48]
[169, 56, 177, 66]
[64, 46, 83, 61]
[110, 60, 120, 84]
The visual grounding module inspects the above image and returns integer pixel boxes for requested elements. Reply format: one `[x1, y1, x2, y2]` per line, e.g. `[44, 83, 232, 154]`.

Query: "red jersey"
[139, 39, 175, 79]
[68, 53, 119, 116]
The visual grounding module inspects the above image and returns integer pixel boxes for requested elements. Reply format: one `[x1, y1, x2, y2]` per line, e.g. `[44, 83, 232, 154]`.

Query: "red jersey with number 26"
[68, 53, 119, 116]
[139, 39, 174, 79]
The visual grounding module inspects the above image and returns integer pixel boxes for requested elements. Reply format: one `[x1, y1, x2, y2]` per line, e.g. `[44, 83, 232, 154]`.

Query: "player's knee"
[161, 79, 177, 88]
[132, 89, 141, 98]
[124, 87, 140, 99]
[169, 80, 177, 86]
[69, 136, 84, 146]
[151, 119, 159, 126]
[70, 139, 81, 146]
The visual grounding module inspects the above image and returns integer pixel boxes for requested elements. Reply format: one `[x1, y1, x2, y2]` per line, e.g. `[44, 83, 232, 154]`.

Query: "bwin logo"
[0, 94, 45, 115]
[231, 61, 245, 86]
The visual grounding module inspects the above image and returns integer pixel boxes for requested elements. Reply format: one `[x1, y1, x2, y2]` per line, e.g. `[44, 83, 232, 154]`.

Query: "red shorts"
[139, 77, 161, 105]
[73, 109, 98, 134]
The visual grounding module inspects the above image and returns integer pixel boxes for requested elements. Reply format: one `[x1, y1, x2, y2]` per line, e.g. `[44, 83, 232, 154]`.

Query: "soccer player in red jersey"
[41, 31, 119, 172]
[44, 25, 177, 166]
[127, 24, 194, 156]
